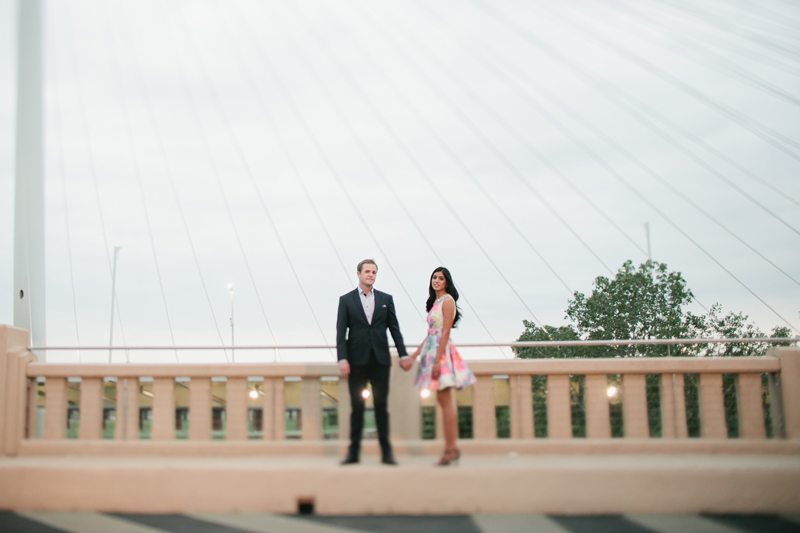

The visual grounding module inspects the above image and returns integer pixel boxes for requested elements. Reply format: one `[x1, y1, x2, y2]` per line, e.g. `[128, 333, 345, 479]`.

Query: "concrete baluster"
[622, 374, 649, 439]
[189, 378, 212, 441]
[699, 373, 727, 439]
[509, 374, 534, 439]
[585, 374, 611, 439]
[226, 378, 248, 440]
[768, 372, 785, 438]
[660, 373, 676, 438]
[273, 379, 285, 441]
[78, 377, 103, 440]
[151, 377, 175, 441]
[125, 378, 140, 440]
[660, 373, 688, 438]
[2, 345, 33, 456]
[775, 348, 800, 439]
[301, 378, 322, 441]
[673, 374, 688, 438]
[2, 326, 32, 456]
[44, 377, 67, 440]
[337, 378, 350, 441]
[262, 378, 286, 441]
[27, 377, 38, 439]
[389, 358, 422, 440]
[547, 375, 572, 439]
[472, 377, 496, 439]
[736, 373, 766, 439]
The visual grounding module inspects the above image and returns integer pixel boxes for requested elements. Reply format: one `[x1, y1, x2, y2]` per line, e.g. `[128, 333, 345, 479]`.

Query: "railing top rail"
[28, 337, 799, 350]
[27, 355, 781, 378]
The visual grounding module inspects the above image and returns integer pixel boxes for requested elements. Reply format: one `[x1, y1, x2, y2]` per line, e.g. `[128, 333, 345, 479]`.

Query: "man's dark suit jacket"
[336, 288, 407, 366]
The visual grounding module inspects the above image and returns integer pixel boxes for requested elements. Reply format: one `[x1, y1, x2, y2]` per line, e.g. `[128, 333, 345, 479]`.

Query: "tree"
[512, 321, 582, 359]
[565, 260, 702, 357]
[515, 258, 796, 438]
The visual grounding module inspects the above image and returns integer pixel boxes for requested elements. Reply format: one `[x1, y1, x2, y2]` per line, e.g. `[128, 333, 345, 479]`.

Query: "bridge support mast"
[13, 0, 45, 358]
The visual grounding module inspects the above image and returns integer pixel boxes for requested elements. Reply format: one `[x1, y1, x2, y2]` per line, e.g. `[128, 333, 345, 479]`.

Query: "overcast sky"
[1, 0, 798, 364]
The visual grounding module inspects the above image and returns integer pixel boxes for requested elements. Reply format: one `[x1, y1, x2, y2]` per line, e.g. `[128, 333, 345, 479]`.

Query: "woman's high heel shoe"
[435, 448, 460, 467]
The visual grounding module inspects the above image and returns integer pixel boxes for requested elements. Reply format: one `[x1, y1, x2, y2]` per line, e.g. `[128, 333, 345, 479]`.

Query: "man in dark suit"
[337, 259, 407, 465]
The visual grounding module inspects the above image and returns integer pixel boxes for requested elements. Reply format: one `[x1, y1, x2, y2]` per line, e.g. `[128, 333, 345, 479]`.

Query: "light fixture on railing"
[249, 390, 259, 399]
[607, 386, 618, 398]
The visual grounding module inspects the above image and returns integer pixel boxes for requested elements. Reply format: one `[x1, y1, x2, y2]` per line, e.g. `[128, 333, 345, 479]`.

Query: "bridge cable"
[318, 2, 616, 280]
[50, 10, 81, 361]
[170, 3, 356, 293]
[581, 0, 800, 108]
[707, 0, 800, 33]
[236, 2, 507, 351]
[625, 0, 800, 78]
[468, 0, 800, 233]
[214, 4, 425, 327]
[458, 0, 799, 331]
[115, 4, 281, 362]
[277, 2, 558, 336]
[356, 0, 648, 271]
[107, 4, 237, 363]
[480, 0, 800, 162]
[651, 0, 800, 59]
[467, 1, 800, 221]
[168, 1, 337, 360]
[407, 0, 800, 289]
[63, 2, 131, 360]
[103, 3, 184, 362]
[582, 0, 800, 210]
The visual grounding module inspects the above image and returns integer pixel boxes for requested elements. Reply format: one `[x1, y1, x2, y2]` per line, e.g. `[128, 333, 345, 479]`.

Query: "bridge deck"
[2, 453, 799, 515]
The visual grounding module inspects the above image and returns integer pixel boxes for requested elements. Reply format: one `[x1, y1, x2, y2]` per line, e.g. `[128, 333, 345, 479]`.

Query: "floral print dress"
[414, 295, 477, 391]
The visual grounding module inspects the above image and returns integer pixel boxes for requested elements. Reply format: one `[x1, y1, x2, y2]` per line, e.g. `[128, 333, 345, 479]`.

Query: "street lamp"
[227, 283, 234, 363]
[108, 246, 122, 363]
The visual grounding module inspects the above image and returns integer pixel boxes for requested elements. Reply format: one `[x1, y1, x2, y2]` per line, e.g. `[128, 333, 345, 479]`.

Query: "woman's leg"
[437, 387, 457, 452]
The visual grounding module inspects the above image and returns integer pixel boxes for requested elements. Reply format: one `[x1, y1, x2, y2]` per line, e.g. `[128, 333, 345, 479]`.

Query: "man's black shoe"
[381, 453, 398, 466]
[341, 451, 360, 465]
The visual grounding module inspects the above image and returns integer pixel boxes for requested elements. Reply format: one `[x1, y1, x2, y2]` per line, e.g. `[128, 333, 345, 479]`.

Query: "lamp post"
[227, 283, 234, 362]
[108, 246, 122, 363]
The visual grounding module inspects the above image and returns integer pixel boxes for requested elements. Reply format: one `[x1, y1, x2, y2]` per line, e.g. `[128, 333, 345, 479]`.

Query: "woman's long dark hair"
[426, 267, 461, 326]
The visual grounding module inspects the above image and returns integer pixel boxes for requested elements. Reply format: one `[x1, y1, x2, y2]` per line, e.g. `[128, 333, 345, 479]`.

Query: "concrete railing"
[2, 325, 799, 457]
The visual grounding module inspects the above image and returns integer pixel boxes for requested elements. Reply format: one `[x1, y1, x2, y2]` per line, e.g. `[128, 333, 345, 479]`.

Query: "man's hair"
[357, 259, 377, 273]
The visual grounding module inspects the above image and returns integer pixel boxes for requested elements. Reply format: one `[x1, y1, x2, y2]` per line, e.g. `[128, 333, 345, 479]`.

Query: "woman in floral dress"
[407, 267, 476, 466]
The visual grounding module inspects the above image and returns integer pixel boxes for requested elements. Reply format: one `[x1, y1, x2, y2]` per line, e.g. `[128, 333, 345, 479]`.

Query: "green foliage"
[570, 376, 586, 438]
[566, 260, 699, 357]
[517, 259, 795, 359]
[645, 374, 661, 437]
[513, 321, 583, 359]
[458, 406, 472, 439]
[421, 407, 435, 439]
[532, 375, 548, 438]
[496, 407, 510, 438]
[514, 258, 797, 439]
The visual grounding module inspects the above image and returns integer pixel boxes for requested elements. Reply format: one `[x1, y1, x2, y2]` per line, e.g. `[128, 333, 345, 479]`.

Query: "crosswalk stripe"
[473, 514, 573, 533]
[17, 512, 169, 533]
[625, 514, 744, 533]
[192, 513, 365, 533]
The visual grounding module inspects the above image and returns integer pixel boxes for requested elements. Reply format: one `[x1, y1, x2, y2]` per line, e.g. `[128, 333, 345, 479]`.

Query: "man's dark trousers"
[347, 349, 391, 457]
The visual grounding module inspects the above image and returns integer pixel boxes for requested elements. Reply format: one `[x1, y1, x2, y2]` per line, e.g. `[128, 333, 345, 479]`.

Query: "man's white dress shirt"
[359, 287, 374, 325]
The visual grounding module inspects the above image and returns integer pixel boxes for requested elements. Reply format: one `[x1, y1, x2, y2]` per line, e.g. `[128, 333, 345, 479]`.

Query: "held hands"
[338, 360, 351, 377]
[399, 348, 420, 372]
